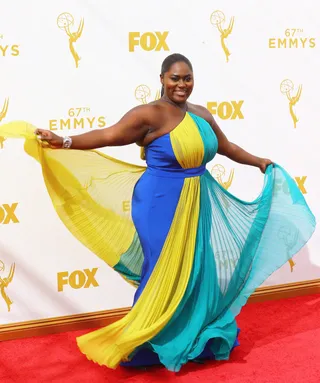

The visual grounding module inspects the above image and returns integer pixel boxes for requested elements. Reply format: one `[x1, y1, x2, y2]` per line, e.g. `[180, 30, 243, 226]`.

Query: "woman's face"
[161, 61, 194, 104]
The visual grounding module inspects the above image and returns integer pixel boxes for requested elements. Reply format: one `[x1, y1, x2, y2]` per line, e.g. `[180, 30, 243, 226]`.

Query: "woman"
[0, 54, 315, 372]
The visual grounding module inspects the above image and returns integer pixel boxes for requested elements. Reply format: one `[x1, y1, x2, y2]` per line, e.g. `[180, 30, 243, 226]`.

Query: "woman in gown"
[0, 54, 315, 372]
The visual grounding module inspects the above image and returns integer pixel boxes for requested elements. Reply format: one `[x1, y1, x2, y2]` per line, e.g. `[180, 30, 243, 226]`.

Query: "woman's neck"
[161, 95, 188, 111]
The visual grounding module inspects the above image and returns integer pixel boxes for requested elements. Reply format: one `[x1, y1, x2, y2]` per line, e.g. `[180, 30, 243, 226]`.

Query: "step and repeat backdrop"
[0, 0, 319, 324]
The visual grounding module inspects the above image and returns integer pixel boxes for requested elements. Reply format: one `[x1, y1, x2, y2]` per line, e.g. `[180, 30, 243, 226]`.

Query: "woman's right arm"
[35, 105, 154, 150]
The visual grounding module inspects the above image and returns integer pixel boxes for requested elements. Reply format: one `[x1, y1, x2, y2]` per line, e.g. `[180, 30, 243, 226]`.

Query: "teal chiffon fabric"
[122, 114, 316, 372]
[145, 164, 316, 371]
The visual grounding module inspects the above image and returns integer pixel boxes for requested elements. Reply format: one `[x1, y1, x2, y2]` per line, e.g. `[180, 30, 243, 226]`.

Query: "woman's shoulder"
[127, 102, 165, 124]
[187, 102, 213, 125]
[132, 101, 163, 113]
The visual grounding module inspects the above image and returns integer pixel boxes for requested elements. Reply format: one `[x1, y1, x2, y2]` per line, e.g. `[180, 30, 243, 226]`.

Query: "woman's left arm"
[219, 140, 272, 174]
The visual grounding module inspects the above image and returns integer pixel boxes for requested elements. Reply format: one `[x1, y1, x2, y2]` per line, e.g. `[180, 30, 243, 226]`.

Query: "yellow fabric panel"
[76, 176, 200, 368]
[170, 113, 204, 168]
[140, 146, 145, 160]
[0, 121, 145, 267]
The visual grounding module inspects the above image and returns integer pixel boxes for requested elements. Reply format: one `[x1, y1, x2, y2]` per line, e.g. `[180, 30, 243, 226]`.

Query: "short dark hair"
[160, 54, 193, 96]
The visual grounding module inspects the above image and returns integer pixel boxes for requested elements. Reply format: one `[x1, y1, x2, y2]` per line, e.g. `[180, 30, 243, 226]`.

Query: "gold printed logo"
[211, 165, 234, 210]
[207, 101, 244, 120]
[129, 32, 169, 52]
[57, 13, 84, 68]
[278, 226, 299, 272]
[0, 261, 15, 312]
[280, 79, 302, 129]
[269, 29, 316, 49]
[49, 107, 106, 131]
[0, 203, 19, 224]
[0, 98, 9, 149]
[210, 10, 234, 62]
[135, 85, 160, 104]
[211, 164, 234, 190]
[295, 176, 307, 194]
[57, 268, 99, 292]
[0, 34, 20, 57]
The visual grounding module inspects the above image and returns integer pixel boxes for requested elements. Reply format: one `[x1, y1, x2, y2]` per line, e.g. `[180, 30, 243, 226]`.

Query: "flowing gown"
[0, 112, 316, 372]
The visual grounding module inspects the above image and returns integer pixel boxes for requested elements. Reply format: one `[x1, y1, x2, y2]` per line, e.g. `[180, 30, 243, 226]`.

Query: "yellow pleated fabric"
[76, 113, 206, 367]
[0, 117, 206, 368]
[0, 121, 145, 268]
[77, 176, 200, 367]
[170, 113, 205, 169]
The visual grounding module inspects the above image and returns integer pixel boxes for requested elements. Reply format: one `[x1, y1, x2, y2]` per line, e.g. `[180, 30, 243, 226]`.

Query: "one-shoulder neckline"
[145, 111, 208, 148]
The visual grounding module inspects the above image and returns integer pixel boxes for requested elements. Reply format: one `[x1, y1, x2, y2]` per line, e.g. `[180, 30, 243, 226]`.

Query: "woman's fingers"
[35, 129, 51, 140]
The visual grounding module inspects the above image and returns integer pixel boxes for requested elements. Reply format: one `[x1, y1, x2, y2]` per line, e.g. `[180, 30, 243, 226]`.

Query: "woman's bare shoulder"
[125, 102, 165, 125]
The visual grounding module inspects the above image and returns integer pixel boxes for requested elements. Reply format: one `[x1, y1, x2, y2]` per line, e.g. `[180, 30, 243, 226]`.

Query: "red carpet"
[1, 294, 320, 383]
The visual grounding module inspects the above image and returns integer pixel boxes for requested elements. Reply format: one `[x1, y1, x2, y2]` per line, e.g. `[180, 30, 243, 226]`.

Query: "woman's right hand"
[34, 129, 63, 149]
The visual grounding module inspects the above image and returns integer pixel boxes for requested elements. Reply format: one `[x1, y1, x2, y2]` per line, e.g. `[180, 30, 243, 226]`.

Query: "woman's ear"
[160, 74, 164, 86]
[160, 74, 165, 97]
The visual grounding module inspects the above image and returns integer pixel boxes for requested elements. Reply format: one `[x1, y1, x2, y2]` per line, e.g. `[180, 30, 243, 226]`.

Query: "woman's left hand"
[258, 158, 273, 174]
